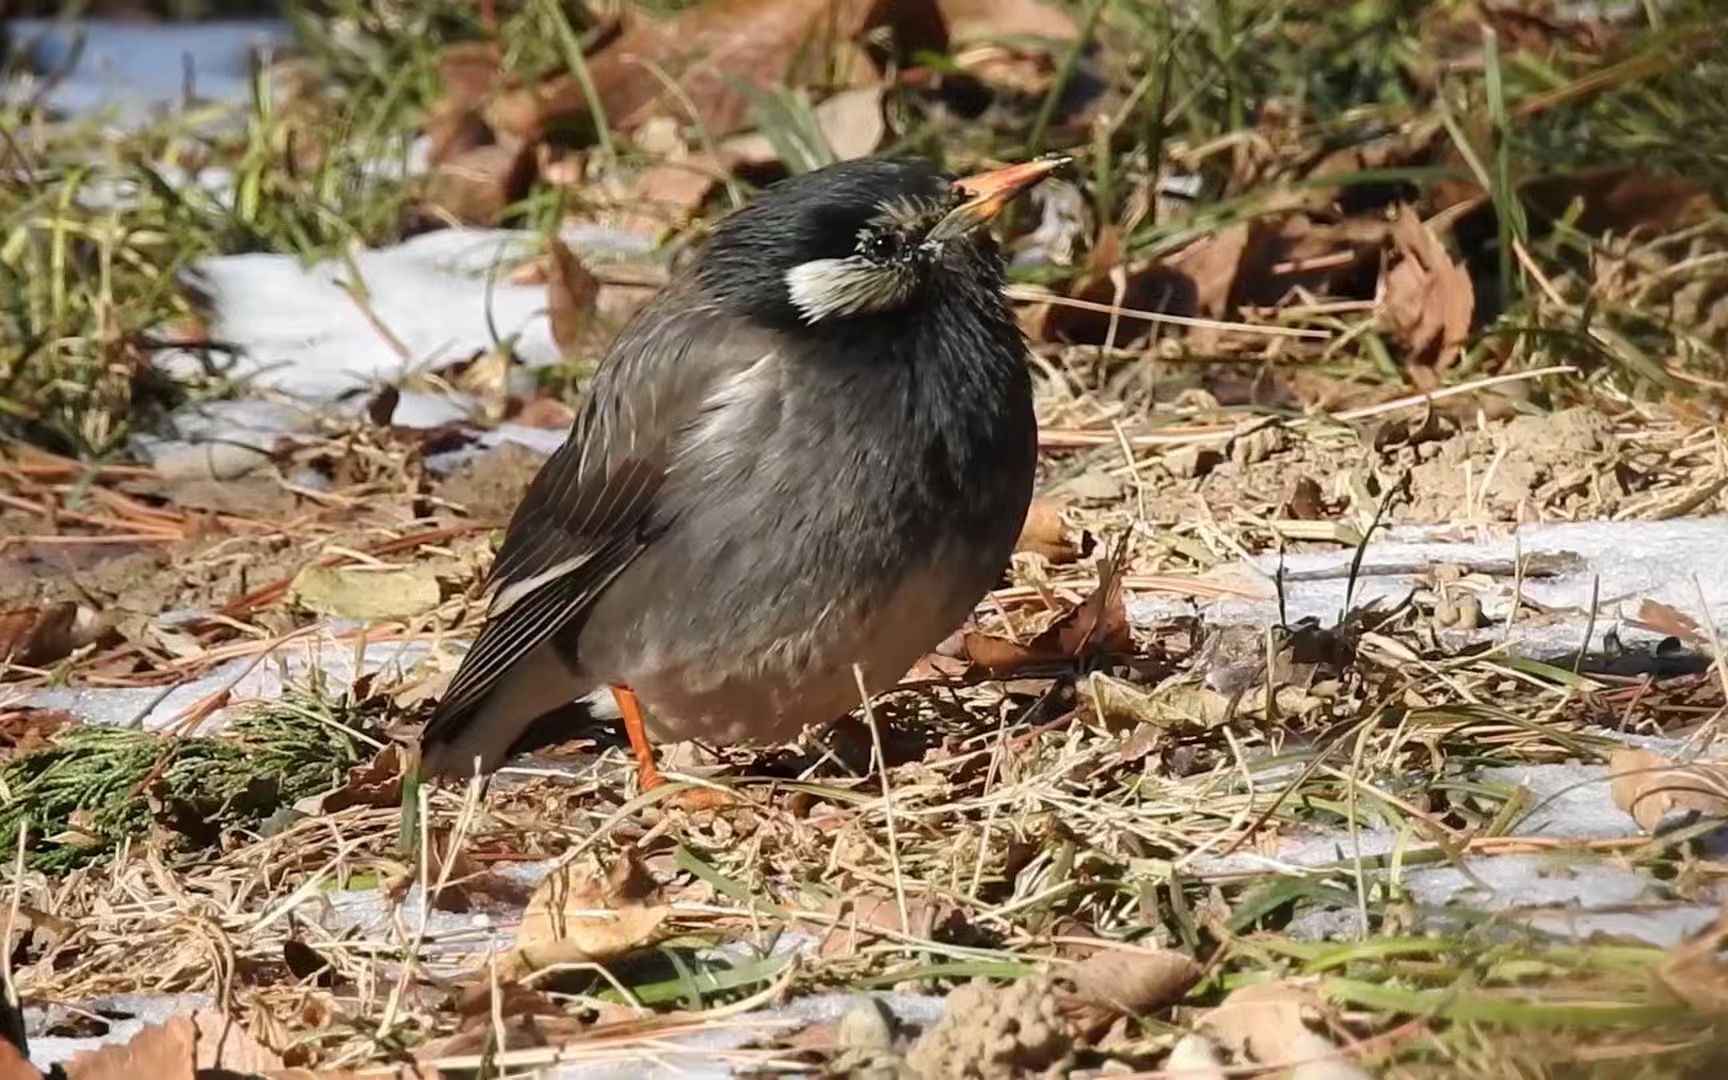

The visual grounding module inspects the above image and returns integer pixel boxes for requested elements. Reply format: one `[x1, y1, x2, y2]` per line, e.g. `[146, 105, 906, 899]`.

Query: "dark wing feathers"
[421, 288, 771, 754]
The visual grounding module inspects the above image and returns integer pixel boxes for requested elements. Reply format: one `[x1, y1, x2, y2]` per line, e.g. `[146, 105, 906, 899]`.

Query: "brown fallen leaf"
[62, 1011, 283, 1080]
[1087, 673, 1231, 734]
[493, 0, 946, 142]
[1629, 598, 1706, 645]
[1656, 904, 1728, 1014]
[1380, 205, 1474, 368]
[613, 155, 726, 239]
[507, 847, 668, 978]
[963, 564, 1132, 676]
[287, 564, 442, 622]
[305, 744, 404, 814]
[1521, 167, 1718, 236]
[721, 85, 887, 168]
[1198, 981, 1348, 1071]
[1168, 221, 1256, 321]
[1609, 748, 1728, 833]
[0, 707, 74, 756]
[1054, 947, 1203, 1040]
[0, 601, 95, 668]
[939, 0, 1077, 43]
[420, 140, 536, 226]
[547, 236, 601, 355]
[516, 397, 579, 430]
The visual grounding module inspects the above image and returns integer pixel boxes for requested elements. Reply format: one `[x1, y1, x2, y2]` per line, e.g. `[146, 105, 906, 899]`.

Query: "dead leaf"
[455, 345, 513, 422]
[493, 0, 946, 142]
[1087, 673, 1232, 734]
[1656, 904, 1728, 1014]
[1521, 168, 1718, 236]
[1015, 497, 1077, 562]
[963, 567, 1132, 676]
[0, 602, 96, 667]
[1169, 222, 1256, 320]
[516, 397, 578, 430]
[939, 0, 1078, 43]
[798, 889, 959, 959]
[1198, 981, 1333, 1069]
[1609, 748, 1728, 833]
[62, 1011, 283, 1080]
[305, 744, 404, 814]
[508, 847, 668, 977]
[421, 140, 536, 226]
[547, 237, 601, 355]
[0, 707, 73, 755]
[1380, 205, 1474, 368]
[437, 40, 505, 112]
[1054, 948, 1203, 1039]
[722, 85, 887, 168]
[288, 564, 442, 621]
[1630, 599, 1706, 645]
[614, 155, 725, 239]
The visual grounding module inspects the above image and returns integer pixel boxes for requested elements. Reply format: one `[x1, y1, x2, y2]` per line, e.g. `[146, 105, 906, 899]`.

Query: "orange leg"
[609, 684, 664, 791]
[608, 683, 732, 809]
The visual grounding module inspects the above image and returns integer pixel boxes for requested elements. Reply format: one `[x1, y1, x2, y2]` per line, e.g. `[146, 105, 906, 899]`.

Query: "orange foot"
[610, 684, 735, 811]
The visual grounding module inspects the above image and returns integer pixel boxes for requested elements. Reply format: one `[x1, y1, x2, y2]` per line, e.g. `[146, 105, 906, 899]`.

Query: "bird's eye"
[859, 231, 901, 263]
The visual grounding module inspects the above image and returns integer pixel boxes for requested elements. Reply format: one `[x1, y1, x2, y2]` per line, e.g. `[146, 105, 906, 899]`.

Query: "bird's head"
[697, 156, 1067, 328]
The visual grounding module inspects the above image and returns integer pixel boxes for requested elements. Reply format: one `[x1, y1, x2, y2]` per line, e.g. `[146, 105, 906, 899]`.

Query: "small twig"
[854, 664, 909, 938]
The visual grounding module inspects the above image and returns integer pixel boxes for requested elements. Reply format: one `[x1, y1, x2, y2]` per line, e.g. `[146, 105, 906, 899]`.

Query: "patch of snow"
[12, 639, 439, 734]
[5, 19, 290, 127]
[1130, 517, 1728, 666]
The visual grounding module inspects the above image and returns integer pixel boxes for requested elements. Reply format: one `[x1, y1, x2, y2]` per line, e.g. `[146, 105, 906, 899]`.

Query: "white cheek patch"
[785, 257, 915, 322]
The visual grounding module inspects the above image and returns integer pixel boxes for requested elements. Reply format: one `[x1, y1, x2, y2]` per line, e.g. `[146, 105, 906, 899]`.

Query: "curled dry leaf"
[939, 0, 1078, 44]
[0, 601, 99, 667]
[305, 744, 404, 815]
[1087, 673, 1232, 734]
[1609, 748, 1728, 833]
[963, 565, 1132, 676]
[421, 141, 536, 227]
[614, 155, 726, 239]
[516, 397, 579, 430]
[547, 237, 601, 355]
[721, 85, 887, 168]
[62, 1010, 283, 1080]
[508, 846, 668, 978]
[1053, 947, 1203, 1040]
[494, 0, 946, 142]
[287, 564, 442, 622]
[1629, 598, 1706, 645]
[1656, 904, 1728, 1014]
[1380, 205, 1473, 368]
[1198, 981, 1337, 1070]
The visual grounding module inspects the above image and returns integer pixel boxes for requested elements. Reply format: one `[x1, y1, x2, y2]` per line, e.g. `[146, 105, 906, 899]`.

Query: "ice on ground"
[1478, 763, 1638, 839]
[13, 640, 438, 735]
[155, 226, 655, 403]
[1130, 516, 1728, 666]
[4, 19, 290, 127]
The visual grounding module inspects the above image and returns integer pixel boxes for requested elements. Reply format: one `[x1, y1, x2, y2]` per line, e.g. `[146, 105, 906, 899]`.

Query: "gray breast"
[572, 344, 1032, 744]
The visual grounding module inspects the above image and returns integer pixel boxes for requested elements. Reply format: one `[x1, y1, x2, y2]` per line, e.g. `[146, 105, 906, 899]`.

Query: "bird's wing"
[421, 289, 776, 749]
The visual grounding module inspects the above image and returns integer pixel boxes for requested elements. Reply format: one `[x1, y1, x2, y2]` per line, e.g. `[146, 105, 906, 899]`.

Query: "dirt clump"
[1401, 406, 1618, 522]
[436, 441, 547, 523]
[905, 977, 1075, 1079]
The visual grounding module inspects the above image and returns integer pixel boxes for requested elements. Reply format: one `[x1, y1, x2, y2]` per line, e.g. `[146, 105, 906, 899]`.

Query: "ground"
[2, 1, 1728, 1078]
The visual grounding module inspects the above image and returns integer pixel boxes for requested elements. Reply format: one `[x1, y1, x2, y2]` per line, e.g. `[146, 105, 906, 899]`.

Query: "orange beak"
[928, 154, 1071, 241]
